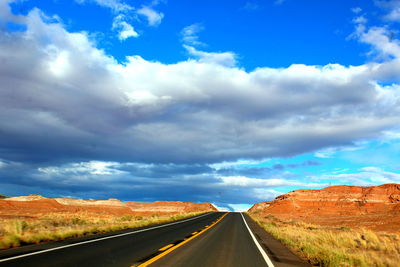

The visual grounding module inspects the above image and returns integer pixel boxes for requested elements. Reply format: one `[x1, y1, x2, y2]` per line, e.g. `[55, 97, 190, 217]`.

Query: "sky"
[0, 0, 400, 211]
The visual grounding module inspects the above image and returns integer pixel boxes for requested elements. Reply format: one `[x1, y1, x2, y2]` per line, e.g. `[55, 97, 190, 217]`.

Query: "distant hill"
[248, 184, 400, 233]
[0, 194, 217, 216]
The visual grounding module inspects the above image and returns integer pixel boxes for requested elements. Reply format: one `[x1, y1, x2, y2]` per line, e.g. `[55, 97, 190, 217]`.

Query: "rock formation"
[127, 201, 216, 213]
[0, 195, 217, 217]
[248, 184, 400, 232]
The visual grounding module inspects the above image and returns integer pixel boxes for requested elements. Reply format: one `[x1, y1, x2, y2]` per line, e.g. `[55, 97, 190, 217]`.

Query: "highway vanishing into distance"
[0, 212, 310, 267]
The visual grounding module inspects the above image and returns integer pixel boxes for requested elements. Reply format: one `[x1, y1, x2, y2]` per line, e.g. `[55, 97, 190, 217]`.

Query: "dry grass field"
[249, 213, 400, 267]
[0, 211, 204, 249]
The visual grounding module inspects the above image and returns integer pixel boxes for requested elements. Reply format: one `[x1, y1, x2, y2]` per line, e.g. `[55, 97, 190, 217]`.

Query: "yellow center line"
[191, 231, 198, 235]
[137, 213, 228, 267]
[158, 244, 174, 251]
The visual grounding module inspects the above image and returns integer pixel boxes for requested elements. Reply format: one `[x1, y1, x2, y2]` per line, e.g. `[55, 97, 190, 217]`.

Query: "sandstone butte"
[248, 183, 400, 233]
[0, 195, 217, 217]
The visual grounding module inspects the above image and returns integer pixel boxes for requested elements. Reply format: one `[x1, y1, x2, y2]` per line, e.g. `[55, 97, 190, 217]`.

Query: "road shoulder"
[243, 213, 311, 267]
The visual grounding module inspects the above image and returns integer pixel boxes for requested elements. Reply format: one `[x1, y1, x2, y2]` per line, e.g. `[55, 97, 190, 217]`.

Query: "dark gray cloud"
[216, 166, 272, 177]
[115, 163, 214, 178]
[215, 160, 321, 176]
[0, 159, 323, 210]
[273, 160, 321, 170]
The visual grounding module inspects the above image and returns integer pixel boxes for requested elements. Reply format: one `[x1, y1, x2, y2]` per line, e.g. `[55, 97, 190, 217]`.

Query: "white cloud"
[314, 143, 366, 158]
[243, 2, 259, 11]
[183, 44, 237, 67]
[385, 7, 400, 21]
[314, 150, 333, 159]
[0, 2, 400, 166]
[0, 0, 25, 26]
[211, 203, 230, 211]
[209, 159, 269, 170]
[313, 167, 400, 185]
[48, 49, 70, 76]
[181, 24, 237, 67]
[360, 27, 400, 59]
[353, 16, 367, 24]
[351, 3, 400, 60]
[76, 0, 165, 39]
[137, 6, 164, 27]
[217, 175, 325, 188]
[227, 203, 253, 212]
[351, 7, 362, 14]
[382, 130, 400, 140]
[38, 161, 125, 175]
[75, 0, 140, 40]
[361, 166, 382, 172]
[376, 0, 400, 22]
[74, 0, 133, 13]
[181, 23, 204, 46]
[112, 15, 139, 40]
[253, 188, 282, 200]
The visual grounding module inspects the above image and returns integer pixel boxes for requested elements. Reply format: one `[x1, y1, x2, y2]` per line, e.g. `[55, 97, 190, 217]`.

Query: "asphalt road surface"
[0, 212, 309, 267]
[147, 212, 269, 267]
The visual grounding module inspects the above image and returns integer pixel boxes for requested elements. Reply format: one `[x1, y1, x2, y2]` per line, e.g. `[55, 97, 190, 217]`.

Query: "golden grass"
[0, 211, 207, 249]
[248, 213, 400, 267]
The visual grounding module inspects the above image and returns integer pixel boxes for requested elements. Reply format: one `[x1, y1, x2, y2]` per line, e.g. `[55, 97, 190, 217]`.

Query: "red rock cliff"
[249, 184, 400, 217]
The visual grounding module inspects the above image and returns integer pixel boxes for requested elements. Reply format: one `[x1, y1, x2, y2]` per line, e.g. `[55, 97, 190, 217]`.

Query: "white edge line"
[241, 212, 275, 267]
[0, 212, 213, 263]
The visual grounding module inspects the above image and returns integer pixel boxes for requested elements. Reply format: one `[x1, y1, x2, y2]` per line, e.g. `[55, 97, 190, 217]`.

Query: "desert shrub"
[118, 215, 134, 222]
[71, 217, 87, 225]
[0, 234, 21, 248]
[0, 211, 209, 249]
[248, 213, 400, 267]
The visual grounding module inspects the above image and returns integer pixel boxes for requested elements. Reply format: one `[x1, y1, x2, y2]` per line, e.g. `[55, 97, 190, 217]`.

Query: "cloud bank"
[2, 4, 400, 165]
[1, 1, 400, 209]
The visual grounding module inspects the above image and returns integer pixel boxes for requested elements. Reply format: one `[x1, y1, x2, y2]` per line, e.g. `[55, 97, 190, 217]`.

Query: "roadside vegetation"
[248, 213, 400, 267]
[0, 212, 206, 249]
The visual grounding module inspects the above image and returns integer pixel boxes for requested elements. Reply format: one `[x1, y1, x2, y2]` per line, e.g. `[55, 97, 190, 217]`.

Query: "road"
[0, 212, 309, 267]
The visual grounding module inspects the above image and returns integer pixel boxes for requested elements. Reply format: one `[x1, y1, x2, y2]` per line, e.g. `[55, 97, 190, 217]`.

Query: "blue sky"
[1, 0, 400, 211]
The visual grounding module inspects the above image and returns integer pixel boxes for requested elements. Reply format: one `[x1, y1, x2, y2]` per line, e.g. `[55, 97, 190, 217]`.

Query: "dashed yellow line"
[191, 231, 198, 235]
[158, 244, 174, 251]
[137, 213, 228, 267]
